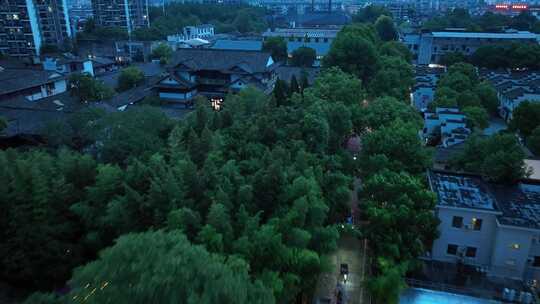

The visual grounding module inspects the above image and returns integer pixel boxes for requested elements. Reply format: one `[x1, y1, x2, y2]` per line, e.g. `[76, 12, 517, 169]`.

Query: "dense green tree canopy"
[357, 96, 422, 131]
[452, 133, 528, 184]
[379, 41, 412, 62]
[68, 73, 114, 103]
[422, 8, 540, 33]
[11, 21, 434, 304]
[151, 43, 173, 63]
[368, 55, 414, 100]
[374, 15, 398, 41]
[471, 43, 540, 70]
[16, 68, 378, 302]
[290, 47, 316, 67]
[509, 101, 540, 137]
[528, 126, 540, 156]
[262, 37, 288, 63]
[439, 51, 468, 67]
[130, 4, 267, 41]
[431, 63, 498, 116]
[361, 120, 433, 175]
[463, 106, 489, 131]
[360, 170, 438, 261]
[117, 67, 145, 92]
[323, 25, 380, 83]
[32, 230, 274, 304]
[0, 149, 97, 289]
[352, 5, 391, 23]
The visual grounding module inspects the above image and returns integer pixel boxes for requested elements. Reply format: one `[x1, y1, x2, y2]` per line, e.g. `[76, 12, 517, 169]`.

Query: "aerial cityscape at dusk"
[1, 0, 540, 302]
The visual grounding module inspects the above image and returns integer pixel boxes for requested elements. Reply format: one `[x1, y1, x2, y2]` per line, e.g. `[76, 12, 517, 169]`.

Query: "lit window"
[472, 218, 482, 231]
[211, 97, 223, 111]
[510, 243, 520, 250]
[13, 14, 19, 20]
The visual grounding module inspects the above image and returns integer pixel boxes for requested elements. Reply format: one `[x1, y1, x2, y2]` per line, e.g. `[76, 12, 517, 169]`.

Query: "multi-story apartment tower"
[91, 0, 149, 34]
[0, 0, 71, 58]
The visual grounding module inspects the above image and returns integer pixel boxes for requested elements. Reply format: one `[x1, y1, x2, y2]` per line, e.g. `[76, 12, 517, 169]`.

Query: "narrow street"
[312, 178, 369, 304]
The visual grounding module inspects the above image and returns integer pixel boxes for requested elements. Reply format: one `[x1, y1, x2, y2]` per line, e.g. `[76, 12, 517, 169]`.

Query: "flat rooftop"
[430, 31, 537, 39]
[263, 28, 339, 38]
[429, 170, 540, 230]
[492, 183, 540, 230]
[428, 171, 497, 211]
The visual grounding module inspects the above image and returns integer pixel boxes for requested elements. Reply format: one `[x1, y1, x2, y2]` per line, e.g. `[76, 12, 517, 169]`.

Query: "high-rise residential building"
[0, 0, 72, 58]
[91, 0, 149, 34]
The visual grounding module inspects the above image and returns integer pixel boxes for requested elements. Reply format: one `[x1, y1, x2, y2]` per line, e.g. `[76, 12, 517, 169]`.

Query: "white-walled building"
[483, 70, 540, 122]
[428, 170, 540, 284]
[404, 31, 538, 65]
[0, 68, 67, 101]
[412, 66, 445, 111]
[167, 24, 215, 44]
[423, 107, 471, 147]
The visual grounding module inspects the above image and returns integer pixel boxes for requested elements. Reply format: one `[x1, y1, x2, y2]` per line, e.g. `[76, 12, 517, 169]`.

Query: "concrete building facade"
[428, 170, 540, 285]
[91, 0, 149, 33]
[0, 0, 72, 58]
[404, 31, 538, 65]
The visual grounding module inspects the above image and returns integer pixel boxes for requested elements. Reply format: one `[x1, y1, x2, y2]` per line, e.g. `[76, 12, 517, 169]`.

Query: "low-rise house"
[412, 66, 445, 111]
[423, 107, 471, 147]
[155, 48, 277, 108]
[0, 68, 67, 101]
[0, 92, 82, 138]
[42, 55, 95, 76]
[428, 170, 540, 284]
[90, 57, 119, 75]
[483, 70, 540, 122]
[167, 24, 215, 43]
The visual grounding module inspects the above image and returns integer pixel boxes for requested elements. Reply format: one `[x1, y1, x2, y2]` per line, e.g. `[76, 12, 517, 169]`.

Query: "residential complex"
[0, 0, 72, 58]
[404, 31, 538, 65]
[91, 0, 149, 33]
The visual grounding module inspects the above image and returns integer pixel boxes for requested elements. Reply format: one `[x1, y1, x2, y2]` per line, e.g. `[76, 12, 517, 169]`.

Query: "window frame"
[465, 246, 477, 258]
[447, 244, 458, 256]
[451, 216, 464, 228]
[473, 218, 483, 231]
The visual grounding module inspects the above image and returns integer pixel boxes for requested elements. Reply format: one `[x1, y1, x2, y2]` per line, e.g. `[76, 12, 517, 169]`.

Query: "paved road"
[313, 236, 366, 304]
[313, 178, 368, 304]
